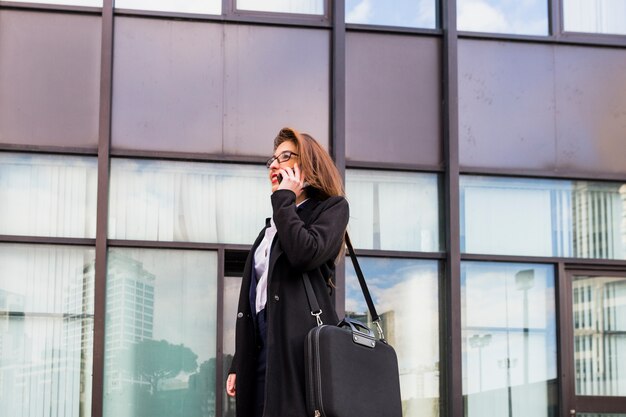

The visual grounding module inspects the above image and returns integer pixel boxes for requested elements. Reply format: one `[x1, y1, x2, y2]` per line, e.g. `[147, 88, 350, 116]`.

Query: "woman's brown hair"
[273, 127, 344, 200]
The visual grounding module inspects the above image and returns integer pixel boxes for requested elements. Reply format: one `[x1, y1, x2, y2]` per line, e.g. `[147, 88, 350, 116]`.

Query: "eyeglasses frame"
[265, 150, 299, 168]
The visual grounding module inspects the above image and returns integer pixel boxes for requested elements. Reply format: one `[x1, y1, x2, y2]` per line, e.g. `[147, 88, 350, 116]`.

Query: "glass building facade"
[0, 1, 625, 417]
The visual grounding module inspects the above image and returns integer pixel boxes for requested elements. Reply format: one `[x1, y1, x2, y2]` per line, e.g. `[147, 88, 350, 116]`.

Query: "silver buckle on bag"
[311, 310, 323, 326]
[374, 320, 385, 342]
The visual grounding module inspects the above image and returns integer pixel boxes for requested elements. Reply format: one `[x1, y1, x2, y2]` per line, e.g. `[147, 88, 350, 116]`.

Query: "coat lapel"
[266, 198, 322, 285]
[241, 219, 272, 310]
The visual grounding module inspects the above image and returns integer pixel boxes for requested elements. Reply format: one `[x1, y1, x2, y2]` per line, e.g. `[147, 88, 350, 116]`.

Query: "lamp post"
[515, 269, 535, 386]
[469, 333, 492, 392]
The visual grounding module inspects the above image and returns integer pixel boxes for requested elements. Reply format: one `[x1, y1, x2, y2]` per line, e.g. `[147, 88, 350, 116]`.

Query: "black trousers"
[253, 308, 268, 417]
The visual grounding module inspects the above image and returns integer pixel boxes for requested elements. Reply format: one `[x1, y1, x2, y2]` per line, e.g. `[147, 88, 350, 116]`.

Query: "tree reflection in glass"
[103, 248, 218, 417]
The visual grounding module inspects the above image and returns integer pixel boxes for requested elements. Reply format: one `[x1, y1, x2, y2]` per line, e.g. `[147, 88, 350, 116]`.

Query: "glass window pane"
[222, 276, 241, 417]
[458, 40, 557, 172]
[346, 258, 440, 417]
[112, 18, 223, 153]
[0, 243, 95, 417]
[573, 275, 626, 396]
[223, 25, 330, 155]
[457, 0, 548, 35]
[115, 0, 220, 14]
[236, 0, 323, 14]
[103, 248, 218, 417]
[109, 159, 270, 244]
[0, 11, 101, 148]
[0, 0, 101, 5]
[460, 176, 626, 259]
[0, 153, 98, 238]
[554, 46, 626, 177]
[564, 0, 626, 35]
[346, 33, 441, 166]
[346, 169, 441, 252]
[346, 0, 436, 29]
[461, 262, 557, 417]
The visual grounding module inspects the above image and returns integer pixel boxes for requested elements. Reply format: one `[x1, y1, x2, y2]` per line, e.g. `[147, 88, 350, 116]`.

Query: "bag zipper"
[307, 326, 324, 417]
[307, 331, 317, 413]
[314, 328, 324, 416]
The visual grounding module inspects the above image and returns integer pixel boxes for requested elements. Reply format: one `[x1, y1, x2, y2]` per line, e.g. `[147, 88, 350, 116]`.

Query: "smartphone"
[278, 173, 309, 188]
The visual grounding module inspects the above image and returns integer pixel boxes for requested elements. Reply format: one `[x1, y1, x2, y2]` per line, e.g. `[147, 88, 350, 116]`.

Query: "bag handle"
[302, 232, 386, 341]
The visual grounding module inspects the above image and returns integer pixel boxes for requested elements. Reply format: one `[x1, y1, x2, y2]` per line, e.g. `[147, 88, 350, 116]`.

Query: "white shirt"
[253, 198, 309, 313]
[253, 218, 277, 313]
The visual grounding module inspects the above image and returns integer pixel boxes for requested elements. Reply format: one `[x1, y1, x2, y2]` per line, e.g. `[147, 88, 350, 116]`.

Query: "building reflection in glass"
[572, 275, 626, 397]
[346, 257, 440, 417]
[103, 248, 218, 417]
[461, 177, 626, 260]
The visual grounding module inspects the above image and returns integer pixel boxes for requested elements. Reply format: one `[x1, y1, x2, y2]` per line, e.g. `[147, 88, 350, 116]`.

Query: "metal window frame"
[559, 267, 626, 415]
[2, 0, 626, 47]
[441, 1, 462, 416]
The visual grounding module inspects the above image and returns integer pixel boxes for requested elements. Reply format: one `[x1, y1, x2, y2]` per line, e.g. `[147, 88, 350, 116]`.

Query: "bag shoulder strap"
[301, 232, 383, 334]
[344, 233, 380, 323]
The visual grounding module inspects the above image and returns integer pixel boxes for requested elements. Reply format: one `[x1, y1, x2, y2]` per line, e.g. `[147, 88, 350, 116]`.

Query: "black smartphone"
[278, 172, 309, 187]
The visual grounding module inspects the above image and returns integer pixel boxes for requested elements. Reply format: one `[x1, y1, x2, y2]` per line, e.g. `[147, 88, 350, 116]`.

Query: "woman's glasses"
[266, 151, 299, 168]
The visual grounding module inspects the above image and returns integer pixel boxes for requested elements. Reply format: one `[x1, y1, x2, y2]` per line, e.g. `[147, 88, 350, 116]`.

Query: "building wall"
[0, 1, 625, 417]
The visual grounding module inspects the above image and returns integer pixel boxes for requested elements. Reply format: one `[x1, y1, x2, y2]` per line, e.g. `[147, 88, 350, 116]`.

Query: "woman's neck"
[296, 192, 308, 206]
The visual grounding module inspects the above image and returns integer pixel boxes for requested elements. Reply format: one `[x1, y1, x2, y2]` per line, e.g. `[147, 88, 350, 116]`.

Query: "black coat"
[230, 189, 349, 417]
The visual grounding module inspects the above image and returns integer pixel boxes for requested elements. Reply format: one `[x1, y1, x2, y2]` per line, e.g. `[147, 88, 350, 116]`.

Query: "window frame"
[560, 267, 626, 415]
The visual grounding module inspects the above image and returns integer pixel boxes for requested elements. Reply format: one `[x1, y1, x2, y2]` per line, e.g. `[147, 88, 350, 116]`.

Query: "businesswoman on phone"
[225, 127, 349, 417]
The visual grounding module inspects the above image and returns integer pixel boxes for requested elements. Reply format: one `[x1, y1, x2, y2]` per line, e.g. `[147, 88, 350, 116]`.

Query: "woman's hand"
[277, 163, 307, 200]
[226, 373, 236, 397]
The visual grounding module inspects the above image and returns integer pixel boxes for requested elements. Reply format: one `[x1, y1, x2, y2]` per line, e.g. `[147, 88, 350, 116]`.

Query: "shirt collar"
[296, 198, 310, 208]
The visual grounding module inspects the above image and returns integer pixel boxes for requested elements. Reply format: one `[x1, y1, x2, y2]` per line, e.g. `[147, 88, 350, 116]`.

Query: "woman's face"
[268, 140, 298, 192]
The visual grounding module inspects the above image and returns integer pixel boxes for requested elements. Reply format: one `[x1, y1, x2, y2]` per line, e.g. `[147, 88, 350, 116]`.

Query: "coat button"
[274, 295, 280, 302]
[237, 312, 244, 318]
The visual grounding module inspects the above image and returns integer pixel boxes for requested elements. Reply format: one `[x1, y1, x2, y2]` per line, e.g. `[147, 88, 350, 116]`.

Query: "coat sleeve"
[271, 190, 349, 271]
[228, 352, 238, 374]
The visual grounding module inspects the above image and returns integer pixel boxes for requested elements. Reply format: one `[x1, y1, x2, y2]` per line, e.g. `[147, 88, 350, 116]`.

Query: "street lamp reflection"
[469, 333, 492, 392]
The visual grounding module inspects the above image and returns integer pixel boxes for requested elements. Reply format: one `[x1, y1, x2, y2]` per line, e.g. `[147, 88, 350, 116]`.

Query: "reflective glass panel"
[0, 0, 101, 5]
[461, 176, 626, 259]
[346, 169, 441, 252]
[109, 159, 270, 244]
[112, 17, 223, 154]
[0, 153, 98, 238]
[236, 0, 323, 14]
[222, 276, 241, 417]
[346, 33, 441, 166]
[346, 0, 436, 29]
[103, 248, 218, 417]
[457, 0, 548, 35]
[115, 0, 220, 14]
[222, 25, 330, 155]
[0, 11, 101, 148]
[346, 258, 440, 417]
[564, 0, 626, 35]
[461, 262, 557, 417]
[573, 275, 626, 396]
[0, 244, 95, 417]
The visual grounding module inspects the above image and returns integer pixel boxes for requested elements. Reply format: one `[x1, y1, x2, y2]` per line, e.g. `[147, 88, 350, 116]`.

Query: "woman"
[226, 127, 349, 417]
